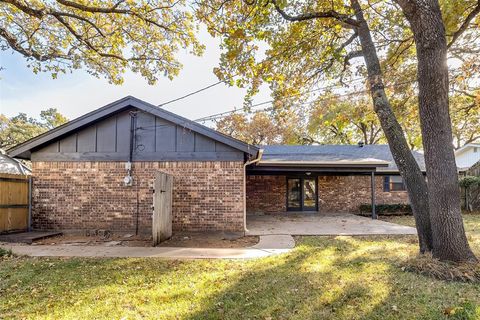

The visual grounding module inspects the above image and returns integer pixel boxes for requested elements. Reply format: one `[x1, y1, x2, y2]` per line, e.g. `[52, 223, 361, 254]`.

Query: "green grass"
[1, 214, 479, 320]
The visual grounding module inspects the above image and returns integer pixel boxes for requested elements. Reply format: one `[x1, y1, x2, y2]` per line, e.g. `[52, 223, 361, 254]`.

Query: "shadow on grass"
[1, 236, 479, 319]
[186, 237, 480, 320]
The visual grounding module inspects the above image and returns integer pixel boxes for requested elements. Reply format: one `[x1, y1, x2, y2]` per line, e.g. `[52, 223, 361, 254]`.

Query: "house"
[7, 96, 425, 235]
[0, 149, 31, 175]
[247, 145, 424, 214]
[455, 143, 480, 171]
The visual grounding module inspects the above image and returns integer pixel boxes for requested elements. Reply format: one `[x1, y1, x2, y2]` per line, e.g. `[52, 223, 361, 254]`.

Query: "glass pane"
[287, 179, 301, 209]
[390, 176, 406, 191]
[303, 178, 316, 208]
[391, 182, 406, 191]
[390, 176, 403, 183]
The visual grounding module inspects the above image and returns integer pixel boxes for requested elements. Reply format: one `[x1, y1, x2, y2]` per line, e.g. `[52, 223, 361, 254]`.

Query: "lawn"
[1, 215, 479, 320]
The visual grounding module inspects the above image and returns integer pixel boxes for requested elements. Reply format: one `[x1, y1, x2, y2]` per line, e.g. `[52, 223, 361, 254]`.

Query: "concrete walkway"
[1, 213, 415, 259]
[246, 213, 417, 236]
[1, 234, 295, 259]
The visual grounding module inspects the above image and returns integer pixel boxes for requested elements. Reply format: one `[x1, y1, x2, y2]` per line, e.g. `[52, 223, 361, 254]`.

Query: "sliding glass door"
[286, 177, 318, 211]
[287, 178, 302, 210]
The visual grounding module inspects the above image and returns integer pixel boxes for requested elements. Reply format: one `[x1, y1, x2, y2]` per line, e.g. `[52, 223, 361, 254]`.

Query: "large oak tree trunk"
[351, 0, 433, 253]
[397, 0, 477, 262]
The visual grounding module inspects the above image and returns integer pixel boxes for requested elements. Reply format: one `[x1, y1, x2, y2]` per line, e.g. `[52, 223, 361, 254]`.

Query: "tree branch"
[343, 49, 363, 67]
[447, 0, 480, 49]
[0, 27, 52, 61]
[55, 0, 130, 14]
[271, 0, 360, 27]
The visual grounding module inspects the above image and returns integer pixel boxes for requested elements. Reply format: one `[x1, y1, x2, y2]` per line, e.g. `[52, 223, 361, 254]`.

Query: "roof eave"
[7, 96, 258, 159]
[257, 161, 390, 168]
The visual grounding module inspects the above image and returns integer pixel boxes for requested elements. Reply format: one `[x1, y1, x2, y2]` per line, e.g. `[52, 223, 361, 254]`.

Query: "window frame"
[383, 175, 407, 192]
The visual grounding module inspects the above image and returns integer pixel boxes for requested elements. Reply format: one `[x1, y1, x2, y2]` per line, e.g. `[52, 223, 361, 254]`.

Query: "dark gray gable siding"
[8, 96, 257, 160]
[31, 108, 244, 161]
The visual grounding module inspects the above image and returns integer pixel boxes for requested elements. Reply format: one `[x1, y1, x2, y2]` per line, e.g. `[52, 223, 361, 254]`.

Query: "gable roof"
[7, 96, 258, 159]
[0, 150, 31, 175]
[455, 143, 480, 156]
[259, 145, 426, 172]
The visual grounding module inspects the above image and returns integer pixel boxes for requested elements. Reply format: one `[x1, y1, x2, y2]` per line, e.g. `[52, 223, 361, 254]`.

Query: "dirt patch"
[33, 232, 259, 248]
[34, 234, 152, 247]
[157, 232, 259, 248]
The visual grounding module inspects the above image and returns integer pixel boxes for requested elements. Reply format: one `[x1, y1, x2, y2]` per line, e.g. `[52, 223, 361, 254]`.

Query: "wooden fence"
[152, 171, 173, 246]
[462, 161, 480, 212]
[0, 173, 30, 233]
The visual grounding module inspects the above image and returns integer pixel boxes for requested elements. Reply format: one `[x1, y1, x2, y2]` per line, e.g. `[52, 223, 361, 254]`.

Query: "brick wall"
[318, 175, 409, 212]
[246, 175, 286, 214]
[32, 161, 244, 233]
[246, 175, 409, 214]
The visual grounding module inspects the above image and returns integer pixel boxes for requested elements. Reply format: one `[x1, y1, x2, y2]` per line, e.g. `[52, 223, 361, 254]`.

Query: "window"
[474, 147, 478, 153]
[383, 176, 406, 192]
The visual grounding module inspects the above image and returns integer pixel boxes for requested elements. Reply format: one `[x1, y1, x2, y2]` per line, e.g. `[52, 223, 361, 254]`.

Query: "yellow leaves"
[2, 0, 201, 85]
[231, 28, 246, 39]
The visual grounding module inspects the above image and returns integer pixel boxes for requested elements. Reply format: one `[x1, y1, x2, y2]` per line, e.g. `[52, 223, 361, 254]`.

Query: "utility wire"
[155, 0, 388, 108]
[196, 78, 418, 123]
[194, 77, 366, 122]
[157, 29, 324, 107]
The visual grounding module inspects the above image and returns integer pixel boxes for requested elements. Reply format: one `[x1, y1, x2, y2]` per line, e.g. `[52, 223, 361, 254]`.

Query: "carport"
[246, 145, 394, 220]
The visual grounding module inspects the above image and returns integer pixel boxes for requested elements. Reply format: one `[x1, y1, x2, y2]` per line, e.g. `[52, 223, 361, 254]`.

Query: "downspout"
[243, 149, 264, 233]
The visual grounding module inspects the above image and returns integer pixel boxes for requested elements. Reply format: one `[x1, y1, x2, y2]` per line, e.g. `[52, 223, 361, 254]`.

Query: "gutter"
[243, 149, 264, 233]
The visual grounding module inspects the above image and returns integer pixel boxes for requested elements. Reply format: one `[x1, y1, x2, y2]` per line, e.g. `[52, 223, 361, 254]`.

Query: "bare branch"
[338, 30, 359, 51]
[0, 27, 62, 61]
[447, 0, 480, 49]
[55, 0, 130, 14]
[271, 0, 360, 27]
[343, 49, 363, 67]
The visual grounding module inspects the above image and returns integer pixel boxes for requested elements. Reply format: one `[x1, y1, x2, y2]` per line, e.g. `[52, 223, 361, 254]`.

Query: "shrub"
[459, 176, 480, 188]
[358, 203, 412, 216]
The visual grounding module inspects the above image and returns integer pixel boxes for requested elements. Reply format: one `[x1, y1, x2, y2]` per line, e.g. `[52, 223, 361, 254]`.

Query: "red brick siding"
[246, 175, 409, 214]
[318, 175, 408, 212]
[32, 161, 244, 233]
[246, 175, 286, 214]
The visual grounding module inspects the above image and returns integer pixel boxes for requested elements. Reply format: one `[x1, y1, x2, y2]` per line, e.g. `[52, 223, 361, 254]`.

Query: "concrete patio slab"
[246, 213, 417, 236]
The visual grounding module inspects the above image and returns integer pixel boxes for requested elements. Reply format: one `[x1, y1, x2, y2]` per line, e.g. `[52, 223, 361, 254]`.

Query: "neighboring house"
[0, 149, 31, 175]
[7, 96, 424, 235]
[455, 143, 480, 171]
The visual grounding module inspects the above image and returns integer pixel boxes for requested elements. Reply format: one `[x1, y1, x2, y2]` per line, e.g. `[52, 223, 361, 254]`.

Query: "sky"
[0, 30, 271, 124]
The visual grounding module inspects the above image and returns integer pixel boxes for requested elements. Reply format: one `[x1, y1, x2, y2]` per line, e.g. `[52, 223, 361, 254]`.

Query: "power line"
[157, 81, 226, 107]
[157, 30, 325, 107]
[156, 0, 388, 108]
[194, 77, 366, 122]
[196, 79, 418, 123]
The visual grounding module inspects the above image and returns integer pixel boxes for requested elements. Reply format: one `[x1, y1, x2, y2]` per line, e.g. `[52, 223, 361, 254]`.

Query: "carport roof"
[256, 145, 426, 172]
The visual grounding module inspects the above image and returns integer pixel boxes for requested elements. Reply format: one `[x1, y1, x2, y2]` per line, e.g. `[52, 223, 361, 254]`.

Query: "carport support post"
[371, 172, 377, 219]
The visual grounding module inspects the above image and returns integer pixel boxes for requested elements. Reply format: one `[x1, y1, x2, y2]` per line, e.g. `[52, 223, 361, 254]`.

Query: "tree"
[0, 0, 203, 84]
[198, 0, 480, 261]
[395, 0, 477, 261]
[0, 108, 68, 149]
[216, 106, 307, 144]
[307, 95, 384, 146]
[216, 112, 281, 144]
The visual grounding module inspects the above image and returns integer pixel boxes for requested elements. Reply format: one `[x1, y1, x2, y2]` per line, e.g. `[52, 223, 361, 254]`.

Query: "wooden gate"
[152, 172, 173, 245]
[0, 173, 30, 233]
